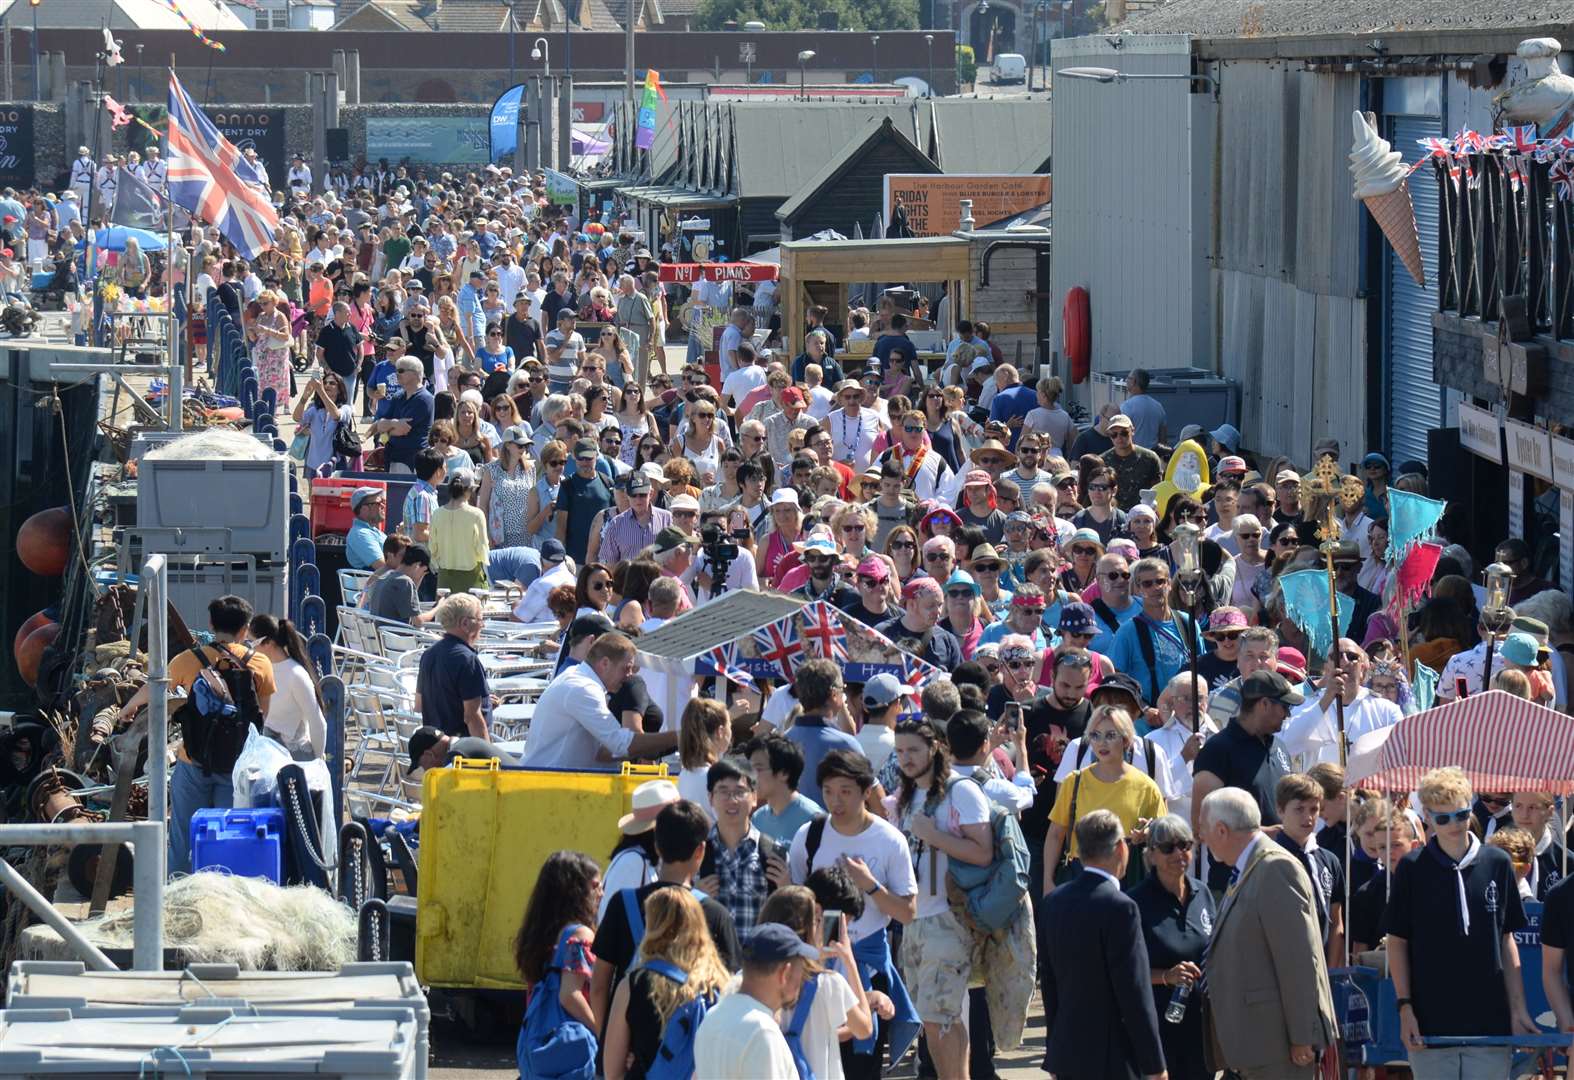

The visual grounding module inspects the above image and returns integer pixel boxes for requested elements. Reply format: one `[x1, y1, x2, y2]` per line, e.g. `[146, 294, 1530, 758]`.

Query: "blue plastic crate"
[190, 807, 284, 883]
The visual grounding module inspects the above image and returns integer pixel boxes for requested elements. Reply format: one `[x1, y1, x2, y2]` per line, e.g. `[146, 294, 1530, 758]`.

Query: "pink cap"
[1218, 455, 1248, 474]
[855, 556, 890, 581]
[964, 469, 993, 487]
[1277, 647, 1308, 681]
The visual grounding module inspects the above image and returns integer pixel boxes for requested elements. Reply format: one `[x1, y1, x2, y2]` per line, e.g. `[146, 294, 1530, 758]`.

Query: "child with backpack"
[515, 850, 603, 1080]
[600, 888, 732, 1080]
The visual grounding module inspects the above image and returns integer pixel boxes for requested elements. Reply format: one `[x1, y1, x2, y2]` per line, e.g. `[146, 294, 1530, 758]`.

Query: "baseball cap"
[855, 555, 890, 581]
[448, 468, 477, 489]
[1501, 631, 1542, 667]
[574, 438, 599, 457]
[742, 923, 820, 965]
[1091, 672, 1145, 710]
[1058, 602, 1098, 636]
[503, 424, 530, 447]
[781, 386, 806, 406]
[771, 488, 801, 508]
[1241, 669, 1305, 706]
[350, 486, 384, 510]
[1277, 647, 1308, 682]
[1217, 455, 1248, 475]
[568, 612, 616, 643]
[540, 538, 567, 564]
[1105, 413, 1134, 432]
[407, 726, 443, 770]
[625, 472, 652, 495]
[863, 672, 916, 709]
[1274, 469, 1301, 485]
[654, 525, 700, 554]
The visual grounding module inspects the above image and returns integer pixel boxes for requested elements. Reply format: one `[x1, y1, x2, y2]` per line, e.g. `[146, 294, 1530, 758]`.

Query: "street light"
[530, 35, 550, 75]
[1482, 562, 1516, 692]
[135, 43, 144, 102]
[506, 0, 516, 86]
[797, 49, 815, 100]
[924, 33, 934, 97]
[871, 34, 880, 83]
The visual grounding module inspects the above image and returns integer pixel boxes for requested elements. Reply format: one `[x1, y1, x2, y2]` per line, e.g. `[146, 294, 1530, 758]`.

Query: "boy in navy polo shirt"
[1273, 773, 1345, 968]
[1383, 766, 1535, 1080]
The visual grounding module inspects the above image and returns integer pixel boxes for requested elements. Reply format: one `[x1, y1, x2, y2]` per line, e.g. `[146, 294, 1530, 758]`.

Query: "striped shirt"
[598, 506, 672, 566]
[544, 329, 585, 394]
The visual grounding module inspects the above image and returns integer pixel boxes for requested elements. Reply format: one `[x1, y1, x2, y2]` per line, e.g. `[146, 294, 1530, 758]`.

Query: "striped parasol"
[1347, 690, 1574, 794]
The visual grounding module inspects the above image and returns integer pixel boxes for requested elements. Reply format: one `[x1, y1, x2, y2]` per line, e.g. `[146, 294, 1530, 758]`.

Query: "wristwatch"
[1396, 997, 1413, 1010]
[865, 882, 883, 897]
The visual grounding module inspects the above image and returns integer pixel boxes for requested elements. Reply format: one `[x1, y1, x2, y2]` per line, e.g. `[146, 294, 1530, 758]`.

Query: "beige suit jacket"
[1203, 834, 1337, 1073]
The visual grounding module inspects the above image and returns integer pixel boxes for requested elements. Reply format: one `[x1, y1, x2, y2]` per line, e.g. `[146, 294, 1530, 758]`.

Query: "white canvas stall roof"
[634, 590, 805, 676]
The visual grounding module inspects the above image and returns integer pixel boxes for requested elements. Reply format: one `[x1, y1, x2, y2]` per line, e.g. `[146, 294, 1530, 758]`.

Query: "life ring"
[1063, 286, 1090, 384]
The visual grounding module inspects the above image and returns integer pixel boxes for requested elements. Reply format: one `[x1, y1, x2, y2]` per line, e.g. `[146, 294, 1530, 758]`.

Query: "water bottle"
[1164, 980, 1191, 1023]
[1340, 977, 1372, 1045]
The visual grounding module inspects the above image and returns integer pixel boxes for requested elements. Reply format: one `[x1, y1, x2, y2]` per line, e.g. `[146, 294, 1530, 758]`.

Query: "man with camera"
[684, 509, 761, 604]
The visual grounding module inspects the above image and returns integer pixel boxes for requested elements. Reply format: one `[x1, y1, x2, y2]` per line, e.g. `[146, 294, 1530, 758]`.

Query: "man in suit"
[1199, 786, 1336, 1079]
[1042, 809, 1168, 1080]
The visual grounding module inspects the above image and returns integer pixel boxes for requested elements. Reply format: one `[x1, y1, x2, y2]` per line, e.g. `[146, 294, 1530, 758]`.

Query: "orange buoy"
[12, 610, 54, 668]
[16, 622, 60, 687]
[16, 507, 73, 577]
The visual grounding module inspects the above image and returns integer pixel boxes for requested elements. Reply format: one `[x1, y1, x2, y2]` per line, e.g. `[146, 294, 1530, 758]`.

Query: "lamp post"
[135, 43, 144, 101]
[530, 36, 550, 75]
[924, 33, 934, 96]
[797, 49, 815, 100]
[507, 0, 516, 87]
[28, 0, 38, 102]
[1172, 522, 1204, 734]
[1057, 65, 1218, 94]
[563, 0, 578, 82]
[1481, 562, 1516, 694]
[871, 34, 879, 83]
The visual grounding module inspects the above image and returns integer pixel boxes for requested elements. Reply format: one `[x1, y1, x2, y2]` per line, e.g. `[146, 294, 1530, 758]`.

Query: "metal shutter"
[1384, 114, 1443, 468]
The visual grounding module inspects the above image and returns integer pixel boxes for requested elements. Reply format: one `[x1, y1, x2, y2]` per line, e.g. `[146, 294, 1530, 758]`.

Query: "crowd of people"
[69, 148, 1574, 1079]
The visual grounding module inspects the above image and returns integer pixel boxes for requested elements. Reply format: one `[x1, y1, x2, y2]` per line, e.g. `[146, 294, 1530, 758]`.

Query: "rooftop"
[1118, 0, 1574, 37]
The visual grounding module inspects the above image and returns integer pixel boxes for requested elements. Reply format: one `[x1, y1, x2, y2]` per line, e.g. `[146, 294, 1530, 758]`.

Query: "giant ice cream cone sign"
[1350, 110, 1425, 287]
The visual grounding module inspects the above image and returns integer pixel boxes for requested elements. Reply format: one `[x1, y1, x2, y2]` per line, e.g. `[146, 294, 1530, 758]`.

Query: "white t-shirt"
[265, 658, 325, 756]
[890, 780, 990, 919]
[855, 725, 895, 775]
[759, 686, 798, 731]
[793, 970, 859, 1080]
[694, 992, 797, 1080]
[679, 764, 714, 819]
[789, 814, 916, 944]
[807, 384, 835, 421]
[721, 363, 768, 407]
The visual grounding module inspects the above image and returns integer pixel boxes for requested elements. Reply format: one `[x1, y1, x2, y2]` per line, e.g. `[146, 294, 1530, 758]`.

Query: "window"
[257, 5, 291, 29]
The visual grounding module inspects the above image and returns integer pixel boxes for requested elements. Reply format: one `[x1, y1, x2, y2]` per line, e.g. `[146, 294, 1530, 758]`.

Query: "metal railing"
[0, 554, 168, 971]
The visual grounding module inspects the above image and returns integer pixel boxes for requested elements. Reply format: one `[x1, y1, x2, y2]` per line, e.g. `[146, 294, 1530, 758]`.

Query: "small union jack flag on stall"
[705, 642, 755, 688]
[752, 619, 804, 681]
[799, 601, 850, 663]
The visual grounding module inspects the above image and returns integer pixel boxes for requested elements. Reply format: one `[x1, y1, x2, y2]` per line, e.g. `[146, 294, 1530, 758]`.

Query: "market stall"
[777, 236, 970, 372]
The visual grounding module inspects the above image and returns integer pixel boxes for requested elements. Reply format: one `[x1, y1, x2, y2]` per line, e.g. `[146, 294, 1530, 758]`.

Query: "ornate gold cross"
[1303, 454, 1361, 545]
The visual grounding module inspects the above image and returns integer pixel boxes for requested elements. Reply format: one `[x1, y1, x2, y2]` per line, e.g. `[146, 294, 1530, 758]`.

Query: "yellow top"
[1049, 764, 1166, 858]
[429, 502, 489, 571]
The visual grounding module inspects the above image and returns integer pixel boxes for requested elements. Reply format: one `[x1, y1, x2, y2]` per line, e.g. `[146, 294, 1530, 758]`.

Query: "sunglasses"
[1071, 546, 1098, 557]
[1006, 660, 1035, 672]
[841, 523, 866, 533]
[1428, 808, 1472, 826]
[973, 563, 1003, 573]
[946, 588, 974, 599]
[925, 552, 952, 563]
[1481, 795, 1511, 807]
[1017, 606, 1045, 616]
[589, 580, 610, 591]
[890, 540, 916, 551]
[903, 426, 925, 435]
[1154, 840, 1194, 855]
[858, 575, 885, 588]
[1138, 578, 1170, 590]
[1055, 478, 1078, 488]
[1104, 571, 1131, 581]
[1275, 536, 1299, 546]
[575, 455, 597, 463]
[1211, 630, 1244, 641]
[1088, 484, 1111, 493]
[1064, 630, 1095, 640]
[1237, 531, 1262, 540]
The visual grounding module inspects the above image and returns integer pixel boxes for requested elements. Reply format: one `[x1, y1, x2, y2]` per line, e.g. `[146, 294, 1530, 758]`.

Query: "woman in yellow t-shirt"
[1043, 704, 1166, 894]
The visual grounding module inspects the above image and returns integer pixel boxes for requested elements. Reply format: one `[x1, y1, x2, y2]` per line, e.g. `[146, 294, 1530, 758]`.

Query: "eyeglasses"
[1104, 571, 1131, 581]
[674, 509, 698, 519]
[741, 433, 763, 442]
[589, 580, 610, 592]
[713, 785, 753, 803]
[1428, 808, 1472, 826]
[1086, 729, 1124, 743]
[1154, 840, 1194, 855]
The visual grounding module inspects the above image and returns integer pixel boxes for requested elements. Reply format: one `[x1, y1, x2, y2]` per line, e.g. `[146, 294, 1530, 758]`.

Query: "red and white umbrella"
[1346, 690, 1574, 795]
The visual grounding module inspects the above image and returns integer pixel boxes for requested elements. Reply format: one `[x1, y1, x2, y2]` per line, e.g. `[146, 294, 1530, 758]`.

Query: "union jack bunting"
[799, 601, 849, 663]
[1551, 156, 1574, 202]
[1508, 125, 1539, 154]
[706, 642, 755, 688]
[752, 619, 804, 681]
[166, 71, 277, 257]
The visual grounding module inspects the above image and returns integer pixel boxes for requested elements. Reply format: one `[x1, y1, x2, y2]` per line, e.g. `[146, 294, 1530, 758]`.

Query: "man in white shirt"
[717, 306, 750, 379]
[1437, 617, 1509, 700]
[520, 632, 677, 769]
[693, 923, 815, 1079]
[947, 709, 1034, 815]
[287, 154, 313, 194]
[69, 146, 95, 202]
[494, 250, 526, 305]
[1145, 671, 1218, 822]
[512, 540, 575, 623]
[1280, 639, 1402, 767]
[720, 340, 767, 407]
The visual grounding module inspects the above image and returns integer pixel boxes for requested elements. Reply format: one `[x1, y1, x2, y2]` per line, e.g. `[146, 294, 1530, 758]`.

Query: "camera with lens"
[700, 522, 739, 594]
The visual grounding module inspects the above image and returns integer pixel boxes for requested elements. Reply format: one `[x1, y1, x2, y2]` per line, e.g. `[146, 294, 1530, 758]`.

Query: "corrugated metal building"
[1051, 0, 1556, 468]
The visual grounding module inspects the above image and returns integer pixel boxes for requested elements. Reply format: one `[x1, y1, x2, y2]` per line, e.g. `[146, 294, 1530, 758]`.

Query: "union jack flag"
[705, 642, 755, 688]
[1550, 156, 1574, 202]
[166, 71, 277, 258]
[799, 601, 849, 663]
[752, 619, 804, 681]
[1507, 125, 1540, 154]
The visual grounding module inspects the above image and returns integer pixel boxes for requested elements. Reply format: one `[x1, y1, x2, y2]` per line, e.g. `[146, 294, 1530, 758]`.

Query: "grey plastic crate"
[136, 457, 289, 561]
[3, 962, 427, 1078]
[163, 558, 286, 630]
[1091, 367, 1241, 438]
[129, 429, 273, 461]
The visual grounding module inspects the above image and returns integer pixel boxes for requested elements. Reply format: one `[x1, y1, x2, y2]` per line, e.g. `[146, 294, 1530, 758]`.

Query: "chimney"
[959, 198, 974, 232]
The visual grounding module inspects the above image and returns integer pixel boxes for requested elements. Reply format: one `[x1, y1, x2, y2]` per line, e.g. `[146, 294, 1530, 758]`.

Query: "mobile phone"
[821, 910, 843, 946]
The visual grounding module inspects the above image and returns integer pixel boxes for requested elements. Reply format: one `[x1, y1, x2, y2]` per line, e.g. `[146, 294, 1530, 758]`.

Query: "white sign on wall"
[1504, 418, 1553, 482]
[1456, 402, 1502, 464]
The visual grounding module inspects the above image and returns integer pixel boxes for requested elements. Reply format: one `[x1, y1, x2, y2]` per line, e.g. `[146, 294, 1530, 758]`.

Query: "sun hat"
[616, 779, 681, 834]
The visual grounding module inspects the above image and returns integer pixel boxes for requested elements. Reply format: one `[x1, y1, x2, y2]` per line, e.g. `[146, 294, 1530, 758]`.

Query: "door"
[1384, 114, 1443, 468]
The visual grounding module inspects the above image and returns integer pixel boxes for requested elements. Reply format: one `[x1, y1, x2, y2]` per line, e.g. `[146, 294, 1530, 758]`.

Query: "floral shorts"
[900, 908, 972, 1026]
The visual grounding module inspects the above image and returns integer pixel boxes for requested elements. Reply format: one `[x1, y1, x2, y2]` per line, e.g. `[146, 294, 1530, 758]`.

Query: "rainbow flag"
[634, 68, 665, 150]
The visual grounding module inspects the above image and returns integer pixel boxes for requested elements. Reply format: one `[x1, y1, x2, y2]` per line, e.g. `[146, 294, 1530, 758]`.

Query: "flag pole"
[165, 62, 182, 432]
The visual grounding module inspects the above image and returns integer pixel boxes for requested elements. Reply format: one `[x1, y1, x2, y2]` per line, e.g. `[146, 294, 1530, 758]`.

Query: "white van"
[992, 53, 1027, 84]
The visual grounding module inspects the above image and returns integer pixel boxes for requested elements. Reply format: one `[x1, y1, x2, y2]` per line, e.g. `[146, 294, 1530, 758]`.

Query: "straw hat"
[617, 779, 681, 835]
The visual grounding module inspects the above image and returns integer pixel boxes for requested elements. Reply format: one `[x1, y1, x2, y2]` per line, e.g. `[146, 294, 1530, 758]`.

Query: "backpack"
[618, 885, 710, 951]
[172, 644, 264, 774]
[944, 774, 1031, 932]
[641, 958, 717, 1080]
[516, 925, 597, 1080]
[783, 971, 821, 1080]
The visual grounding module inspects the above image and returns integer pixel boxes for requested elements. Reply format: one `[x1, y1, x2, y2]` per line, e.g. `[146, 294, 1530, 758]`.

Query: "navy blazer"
[1042, 868, 1167, 1080]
